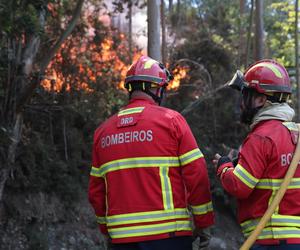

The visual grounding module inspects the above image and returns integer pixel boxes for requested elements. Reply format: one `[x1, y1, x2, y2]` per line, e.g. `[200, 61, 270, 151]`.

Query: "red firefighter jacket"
[218, 119, 300, 244]
[88, 96, 214, 244]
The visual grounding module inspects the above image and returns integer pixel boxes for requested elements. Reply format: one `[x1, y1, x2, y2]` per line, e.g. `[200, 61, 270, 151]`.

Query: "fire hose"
[240, 124, 300, 250]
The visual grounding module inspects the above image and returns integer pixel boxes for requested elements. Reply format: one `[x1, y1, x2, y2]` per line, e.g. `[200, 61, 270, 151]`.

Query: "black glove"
[217, 156, 232, 168]
[193, 228, 211, 250]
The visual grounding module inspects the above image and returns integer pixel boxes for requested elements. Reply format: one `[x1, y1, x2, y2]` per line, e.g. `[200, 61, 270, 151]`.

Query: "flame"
[42, 3, 147, 94]
[41, 32, 143, 93]
[42, 2, 187, 95]
[168, 66, 189, 90]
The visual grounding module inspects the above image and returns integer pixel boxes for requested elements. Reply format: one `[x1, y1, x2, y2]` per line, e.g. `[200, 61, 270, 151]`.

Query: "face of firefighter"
[240, 88, 267, 125]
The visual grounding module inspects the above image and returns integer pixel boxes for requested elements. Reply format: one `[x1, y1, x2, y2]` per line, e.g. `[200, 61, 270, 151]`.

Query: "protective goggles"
[227, 70, 248, 91]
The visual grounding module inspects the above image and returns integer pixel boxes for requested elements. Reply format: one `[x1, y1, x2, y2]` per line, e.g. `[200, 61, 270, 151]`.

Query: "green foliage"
[265, 0, 295, 66]
[0, 0, 49, 36]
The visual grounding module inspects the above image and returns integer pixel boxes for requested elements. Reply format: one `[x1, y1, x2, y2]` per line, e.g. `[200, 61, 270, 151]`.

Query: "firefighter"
[213, 59, 300, 249]
[89, 56, 214, 250]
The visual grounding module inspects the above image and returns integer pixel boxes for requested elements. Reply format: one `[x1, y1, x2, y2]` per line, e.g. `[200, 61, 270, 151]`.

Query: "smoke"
[103, 1, 148, 52]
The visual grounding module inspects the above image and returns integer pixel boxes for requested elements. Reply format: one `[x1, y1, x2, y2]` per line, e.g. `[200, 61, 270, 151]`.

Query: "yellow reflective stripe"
[244, 227, 300, 239]
[106, 208, 189, 226]
[233, 164, 258, 189]
[90, 166, 102, 177]
[144, 59, 157, 69]
[108, 220, 192, 239]
[118, 107, 145, 116]
[241, 214, 300, 234]
[191, 201, 213, 215]
[252, 62, 282, 78]
[91, 157, 180, 177]
[96, 216, 106, 224]
[256, 178, 300, 190]
[179, 148, 203, 166]
[160, 167, 174, 210]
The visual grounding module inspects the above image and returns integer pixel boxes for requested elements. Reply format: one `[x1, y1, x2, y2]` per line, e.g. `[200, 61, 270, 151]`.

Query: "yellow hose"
[240, 124, 300, 250]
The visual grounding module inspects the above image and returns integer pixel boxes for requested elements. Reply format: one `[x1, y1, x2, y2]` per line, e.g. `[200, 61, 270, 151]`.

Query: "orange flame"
[41, 33, 143, 93]
[168, 66, 189, 90]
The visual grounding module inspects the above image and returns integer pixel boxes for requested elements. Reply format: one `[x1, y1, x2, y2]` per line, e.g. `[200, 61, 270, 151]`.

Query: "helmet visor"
[227, 70, 248, 91]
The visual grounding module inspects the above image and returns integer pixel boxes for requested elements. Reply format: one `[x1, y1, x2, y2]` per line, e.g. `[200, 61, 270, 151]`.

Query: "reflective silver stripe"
[179, 148, 203, 166]
[259, 228, 300, 238]
[106, 209, 190, 226]
[118, 107, 144, 116]
[108, 221, 192, 239]
[244, 227, 300, 239]
[191, 201, 213, 215]
[160, 167, 174, 210]
[90, 166, 102, 177]
[256, 178, 300, 189]
[233, 164, 258, 189]
[241, 215, 300, 234]
[96, 216, 106, 224]
[90, 157, 180, 177]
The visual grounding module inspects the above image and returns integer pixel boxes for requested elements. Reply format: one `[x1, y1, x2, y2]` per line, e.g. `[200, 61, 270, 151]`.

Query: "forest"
[0, 0, 299, 249]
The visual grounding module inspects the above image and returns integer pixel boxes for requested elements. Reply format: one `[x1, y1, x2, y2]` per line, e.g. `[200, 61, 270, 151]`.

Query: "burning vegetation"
[42, 2, 188, 94]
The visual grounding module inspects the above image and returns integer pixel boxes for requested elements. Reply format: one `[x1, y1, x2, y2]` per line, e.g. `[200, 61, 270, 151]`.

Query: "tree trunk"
[0, 113, 23, 202]
[254, 0, 264, 61]
[246, 0, 254, 66]
[238, 0, 247, 67]
[177, 0, 181, 16]
[161, 0, 167, 64]
[169, 0, 173, 14]
[17, 0, 85, 112]
[128, 0, 133, 63]
[147, 0, 161, 61]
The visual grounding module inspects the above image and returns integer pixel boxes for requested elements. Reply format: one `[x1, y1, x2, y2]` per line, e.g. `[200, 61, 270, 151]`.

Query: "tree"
[254, 0, 264, 60]
[246, 0, 255, 66]
[238, 0, 247, 67]
[147, 0, 161, 60]
[161, 0, 167, 64]
[128, 0, 133, 62]
[0, 0, 84, 203]
[169, 0, 173, 13]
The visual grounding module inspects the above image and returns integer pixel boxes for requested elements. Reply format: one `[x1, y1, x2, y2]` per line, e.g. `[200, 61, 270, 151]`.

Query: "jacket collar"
[129, 95, 158, 106]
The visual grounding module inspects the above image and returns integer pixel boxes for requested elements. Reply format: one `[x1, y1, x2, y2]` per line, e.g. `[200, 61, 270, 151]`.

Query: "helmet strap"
[145, 87, 165, 105]
[265, 93, 290, 103]
[127, 82, 165, 105]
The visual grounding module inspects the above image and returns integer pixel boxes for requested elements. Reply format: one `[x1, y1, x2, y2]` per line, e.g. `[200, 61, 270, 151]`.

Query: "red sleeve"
[220, 134, 273, 199]
[173, 114, 214, 228]
[88, 132, 108, 235]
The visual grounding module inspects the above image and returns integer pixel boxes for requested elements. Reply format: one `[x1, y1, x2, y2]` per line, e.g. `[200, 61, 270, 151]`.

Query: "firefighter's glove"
[217, 156, 231, 168]
[216, 156, 234, 177]
[193, 228, 211, 249]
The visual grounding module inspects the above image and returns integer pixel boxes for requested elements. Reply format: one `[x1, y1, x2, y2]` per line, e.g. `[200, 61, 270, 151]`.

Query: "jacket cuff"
[193, 212, 214, 229]
[216, 161, 234, 177]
